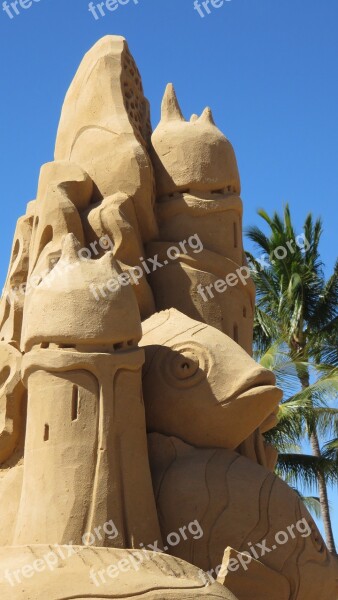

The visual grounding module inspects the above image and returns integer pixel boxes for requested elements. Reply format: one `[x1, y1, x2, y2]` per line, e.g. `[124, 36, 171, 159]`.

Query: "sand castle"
[0, 35, 336, 600]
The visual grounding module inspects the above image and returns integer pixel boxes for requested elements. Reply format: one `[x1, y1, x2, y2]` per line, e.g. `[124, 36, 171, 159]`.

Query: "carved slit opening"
[44, 424, 49, 442]
[72, 386, 79, 421]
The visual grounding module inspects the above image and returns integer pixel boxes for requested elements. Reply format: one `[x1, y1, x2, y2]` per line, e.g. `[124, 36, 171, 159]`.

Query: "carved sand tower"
[149, 84, 254, 355]
[14, 235, 161, 548]
[0, 35, 336, 600]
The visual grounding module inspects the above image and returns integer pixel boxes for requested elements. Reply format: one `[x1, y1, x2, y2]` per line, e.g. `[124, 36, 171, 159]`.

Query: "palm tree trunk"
[310, 430, 337, 556]
[298, 367, 337, 556]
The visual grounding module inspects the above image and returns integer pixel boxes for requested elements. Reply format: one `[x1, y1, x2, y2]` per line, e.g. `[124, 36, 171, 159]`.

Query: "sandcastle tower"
[149, 84, 255, 355]
[14, 234, 161, 547]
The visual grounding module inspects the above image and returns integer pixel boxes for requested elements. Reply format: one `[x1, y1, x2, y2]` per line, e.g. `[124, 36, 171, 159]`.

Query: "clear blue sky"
[1, 0, 337, 542]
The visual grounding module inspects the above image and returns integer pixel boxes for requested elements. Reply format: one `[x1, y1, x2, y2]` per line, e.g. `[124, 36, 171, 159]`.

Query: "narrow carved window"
[44, 424, 49, 442]
[233, 324, 239, 343]
[72, 386, 79, 421]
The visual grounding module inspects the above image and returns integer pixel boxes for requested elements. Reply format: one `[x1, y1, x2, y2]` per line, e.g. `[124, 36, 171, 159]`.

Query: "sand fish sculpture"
[141, 309, 281, 452]
[141, 310, 337, 600]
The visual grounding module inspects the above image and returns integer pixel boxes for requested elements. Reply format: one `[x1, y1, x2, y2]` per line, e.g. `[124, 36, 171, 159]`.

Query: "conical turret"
[151, 84, 240, 197]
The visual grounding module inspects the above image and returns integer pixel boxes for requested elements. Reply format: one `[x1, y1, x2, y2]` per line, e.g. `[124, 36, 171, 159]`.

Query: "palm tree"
[260, 344, 338, 521]
[247, 205, 338, 555]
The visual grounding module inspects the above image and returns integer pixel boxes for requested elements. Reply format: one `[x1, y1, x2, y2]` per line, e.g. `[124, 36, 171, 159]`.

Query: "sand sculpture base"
[0, 546, 236, 600]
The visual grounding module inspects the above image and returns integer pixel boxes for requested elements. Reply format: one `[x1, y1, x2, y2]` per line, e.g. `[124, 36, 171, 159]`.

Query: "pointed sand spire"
[161, 84, 185, 122]
[199, 107, 216, 125]
[60, 233, 82, 264]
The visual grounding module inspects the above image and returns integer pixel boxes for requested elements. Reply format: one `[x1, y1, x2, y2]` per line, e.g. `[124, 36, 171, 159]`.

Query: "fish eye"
[161, 342, 209, 389]
[172, 352, 200, 380]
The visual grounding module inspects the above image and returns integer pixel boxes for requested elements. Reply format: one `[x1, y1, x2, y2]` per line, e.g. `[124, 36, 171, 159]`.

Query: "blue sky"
[1, 0, 337, 543]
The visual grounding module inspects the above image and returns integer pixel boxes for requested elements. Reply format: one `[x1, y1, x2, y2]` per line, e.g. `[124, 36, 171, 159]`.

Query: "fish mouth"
[219, 384, 282, 437]
[221, 384, 282, 414]
[235, 384, 282, 405]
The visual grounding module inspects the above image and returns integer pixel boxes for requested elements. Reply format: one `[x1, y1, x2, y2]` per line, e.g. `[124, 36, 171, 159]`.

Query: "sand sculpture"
[0, 35, 336, 600]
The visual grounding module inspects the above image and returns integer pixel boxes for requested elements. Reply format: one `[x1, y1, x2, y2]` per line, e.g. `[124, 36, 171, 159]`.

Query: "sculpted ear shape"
[60, 232, 83, 264]
[59, 233, 116, 269]
[198, 106, 215, 125]
[161, 83, 185, 122]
